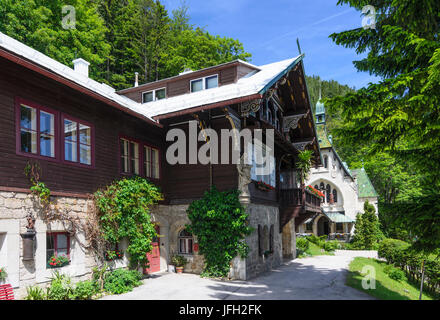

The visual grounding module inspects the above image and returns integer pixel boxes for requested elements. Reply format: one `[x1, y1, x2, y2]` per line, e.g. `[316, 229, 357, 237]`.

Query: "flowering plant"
[255, 181, 275, 191]
[306, 185, 325, 198]
[47, 255, 69, 268]
[105, 250, 124, 261]
[0, 267, 7, 281]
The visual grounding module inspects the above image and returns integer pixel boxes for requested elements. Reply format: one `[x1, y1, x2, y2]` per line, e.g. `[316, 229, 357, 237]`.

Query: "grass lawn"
[298, 242, 334, 257]
[346, 257, 438, 300]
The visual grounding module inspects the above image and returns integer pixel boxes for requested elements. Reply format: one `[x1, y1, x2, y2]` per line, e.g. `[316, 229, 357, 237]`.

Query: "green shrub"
[46, 271, 74, 300]
[296, 237, 310, 252]
[323, 240, 341, 252]
[25, 285, 46, 300]
[72, 280, 98, 300]
[385, 266, 407, 282]
[103, 268, 142, 294]
[306, 235, 325, 247]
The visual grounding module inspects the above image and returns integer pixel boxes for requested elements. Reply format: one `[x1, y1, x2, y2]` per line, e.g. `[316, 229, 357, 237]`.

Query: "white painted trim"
[0, 219, 20, 288]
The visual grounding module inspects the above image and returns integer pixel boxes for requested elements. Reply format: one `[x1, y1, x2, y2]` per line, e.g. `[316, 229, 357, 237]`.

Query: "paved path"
[100, 250, 377, 300]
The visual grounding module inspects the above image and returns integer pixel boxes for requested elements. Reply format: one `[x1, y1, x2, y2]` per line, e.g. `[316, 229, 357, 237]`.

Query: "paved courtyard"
[100, 250, 377, 300]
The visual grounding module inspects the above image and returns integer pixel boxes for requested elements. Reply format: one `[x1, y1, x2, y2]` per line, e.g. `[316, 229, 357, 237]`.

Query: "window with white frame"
[190, 75, 218, 93]
[249, 142, 276, 187]
[142, 88, 166, 103]
[144, 145, 160, 179]
[178, 229, 193, 254]
[19, 103, 56, 158]
[120, 138, 139, 175]
[63, 118, 92, 165]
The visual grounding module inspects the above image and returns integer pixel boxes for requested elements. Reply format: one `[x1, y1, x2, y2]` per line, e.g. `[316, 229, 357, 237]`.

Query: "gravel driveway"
[100, 250, 377, 300]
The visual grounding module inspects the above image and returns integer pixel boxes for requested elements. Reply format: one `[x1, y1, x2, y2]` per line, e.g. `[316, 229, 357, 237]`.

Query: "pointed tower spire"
[315, 81, 325, 125]
[318, 81, 322, 101]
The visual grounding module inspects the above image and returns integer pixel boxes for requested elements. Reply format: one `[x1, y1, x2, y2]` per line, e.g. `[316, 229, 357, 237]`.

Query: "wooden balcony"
[279, 187, 322, 231]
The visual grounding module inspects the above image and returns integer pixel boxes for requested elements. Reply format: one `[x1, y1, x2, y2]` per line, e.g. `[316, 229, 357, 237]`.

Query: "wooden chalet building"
[0, 31, 322, 295]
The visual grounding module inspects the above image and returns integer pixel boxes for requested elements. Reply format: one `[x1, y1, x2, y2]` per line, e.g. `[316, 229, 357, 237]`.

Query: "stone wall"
[0, 191, 103, 299]
[243, 203, 282, 280]
[151, 204, 205, 274]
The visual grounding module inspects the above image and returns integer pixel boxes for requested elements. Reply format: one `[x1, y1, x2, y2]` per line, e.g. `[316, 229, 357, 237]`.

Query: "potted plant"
[0, 267, 7, 283]
[171, 255, 187, 274]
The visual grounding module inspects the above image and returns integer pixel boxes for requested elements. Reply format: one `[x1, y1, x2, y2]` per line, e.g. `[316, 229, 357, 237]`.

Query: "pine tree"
[326, 0, 440, 251]
[352, 200, 382, 249]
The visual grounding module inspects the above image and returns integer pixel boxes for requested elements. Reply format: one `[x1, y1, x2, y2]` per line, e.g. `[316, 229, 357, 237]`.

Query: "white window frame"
[142, 87, 166, 103]
[190, 74, 219, 93]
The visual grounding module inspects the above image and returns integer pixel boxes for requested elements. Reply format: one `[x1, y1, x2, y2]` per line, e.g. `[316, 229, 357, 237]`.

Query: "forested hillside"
[0, 0, 251, 90]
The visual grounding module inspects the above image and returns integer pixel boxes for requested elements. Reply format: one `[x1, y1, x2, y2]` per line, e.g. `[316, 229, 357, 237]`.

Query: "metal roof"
[351, 168, 378, 198]
[324, 212, 354, 223]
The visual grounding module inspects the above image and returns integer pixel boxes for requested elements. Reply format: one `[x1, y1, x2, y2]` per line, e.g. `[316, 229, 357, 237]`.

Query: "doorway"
[144, 225, 161, 274]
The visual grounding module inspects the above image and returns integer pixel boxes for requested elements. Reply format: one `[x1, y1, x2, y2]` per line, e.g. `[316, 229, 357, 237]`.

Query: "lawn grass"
[298, 242, 334, 258]
[346, 257, 438, 300]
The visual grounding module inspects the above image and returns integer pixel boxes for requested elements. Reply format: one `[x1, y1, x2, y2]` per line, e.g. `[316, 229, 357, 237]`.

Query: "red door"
[145, 225, 160, 274]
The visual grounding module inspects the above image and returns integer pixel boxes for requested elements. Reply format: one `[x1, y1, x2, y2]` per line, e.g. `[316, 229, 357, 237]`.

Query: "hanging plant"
[255, 180, 275, 191]
[306, 185, 325, 198]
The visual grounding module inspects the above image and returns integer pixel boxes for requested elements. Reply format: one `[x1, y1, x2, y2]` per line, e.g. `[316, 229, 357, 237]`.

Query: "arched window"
[332, 189, 338, 203]
[320, 182, 325, 190]
[326, 184, 331, 203]
[178, 229, 193, 254]
[314, 185, 319, 190]
[324, 156, 328, 169]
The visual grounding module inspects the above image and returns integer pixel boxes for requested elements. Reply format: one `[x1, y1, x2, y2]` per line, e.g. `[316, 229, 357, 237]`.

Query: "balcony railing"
[280, 188, 321, 210]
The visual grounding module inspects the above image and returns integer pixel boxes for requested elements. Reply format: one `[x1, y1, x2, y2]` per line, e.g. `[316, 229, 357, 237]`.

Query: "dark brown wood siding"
[0, 57, 164, 196]
[163, 117, 238, 203]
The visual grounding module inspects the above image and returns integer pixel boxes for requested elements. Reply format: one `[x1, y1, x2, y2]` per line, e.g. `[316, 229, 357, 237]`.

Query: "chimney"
[72, 58, 90, 77]
[135, 72, 139, 87]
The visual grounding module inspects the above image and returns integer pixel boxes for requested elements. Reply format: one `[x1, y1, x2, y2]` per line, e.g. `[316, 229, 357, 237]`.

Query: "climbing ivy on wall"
[94, 176, 163, 269]
[186, 186, 253, 278]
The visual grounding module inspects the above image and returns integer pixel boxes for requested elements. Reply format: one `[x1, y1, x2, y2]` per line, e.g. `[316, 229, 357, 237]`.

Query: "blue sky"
[163, 0, 380, 89]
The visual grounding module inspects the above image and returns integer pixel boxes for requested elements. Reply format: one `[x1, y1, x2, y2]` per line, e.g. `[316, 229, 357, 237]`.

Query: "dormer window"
[142, 88, 166, 103]
[190, 75, 218, 93]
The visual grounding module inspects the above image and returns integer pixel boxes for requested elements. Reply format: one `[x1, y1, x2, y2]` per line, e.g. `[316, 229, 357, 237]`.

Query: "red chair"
[0, 284, 15, 300]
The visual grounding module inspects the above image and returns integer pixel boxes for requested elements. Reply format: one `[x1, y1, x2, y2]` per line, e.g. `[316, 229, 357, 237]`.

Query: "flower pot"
[176, 267, 184, 274]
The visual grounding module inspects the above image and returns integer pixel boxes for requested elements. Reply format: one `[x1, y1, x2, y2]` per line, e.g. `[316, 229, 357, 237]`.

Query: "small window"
[19, 103, 56, 158]
[191, 75, 218, 93]
[191, 79, 203, 92]
[306, 222, 313, 232]
[120, 138, 139, 175]
[178, 229, 193, 254]
[46, 232, 70, 262]
[324, 156, 328, 169]
[144, 145, 160, 179]
[205, 75, 218, 89]
[142, 88, 166, 103]
[63, 117, 92, 166]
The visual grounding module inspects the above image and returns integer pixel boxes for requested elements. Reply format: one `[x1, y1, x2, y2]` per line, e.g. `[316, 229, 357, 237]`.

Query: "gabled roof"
[0, 31, 158, 125]
[351, 168, 378, 198]
[141, 56, 304, 118]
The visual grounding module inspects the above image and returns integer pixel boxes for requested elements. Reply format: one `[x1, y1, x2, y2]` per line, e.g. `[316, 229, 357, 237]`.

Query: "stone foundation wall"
[243, 203, 282, 280]
[151, 204, 205, 274]
[0, 191, 103, 299]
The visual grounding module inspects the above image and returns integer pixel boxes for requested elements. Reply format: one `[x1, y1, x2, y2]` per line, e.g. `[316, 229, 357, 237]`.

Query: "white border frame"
[190, 74, 219, 93]
[142, 87, 167, 104]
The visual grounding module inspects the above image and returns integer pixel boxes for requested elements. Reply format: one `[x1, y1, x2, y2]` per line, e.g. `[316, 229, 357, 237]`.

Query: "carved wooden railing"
[280, 188, 321, 210]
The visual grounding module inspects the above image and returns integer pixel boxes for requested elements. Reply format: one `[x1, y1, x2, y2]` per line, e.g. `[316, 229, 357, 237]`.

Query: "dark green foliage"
[325, 0, 440, 251]
[186, 186, 253, 278]
[378, 238, 440, 294]
[306, 234, 327, 248]
[384, 265, 407, 282]
[351, 201, 383, 249]
[0, 0, 251, 90]
[94, 176, 163, 269]
[103, 268, 142, 294]
[72, 280, 98, 300]
[296, 237, 310, 252]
